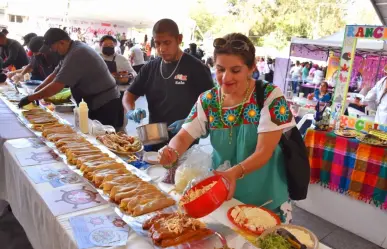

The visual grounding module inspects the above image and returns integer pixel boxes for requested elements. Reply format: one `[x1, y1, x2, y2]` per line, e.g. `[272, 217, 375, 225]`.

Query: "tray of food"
[369, 129, 387, 141]
[258, 224, 319, 249]
[356, 133, 387, 147]
[142, 212, 214, 248]
[96, 132, 143, 154]
[334, 129, 358, 138]
[227, 204, 281, 236]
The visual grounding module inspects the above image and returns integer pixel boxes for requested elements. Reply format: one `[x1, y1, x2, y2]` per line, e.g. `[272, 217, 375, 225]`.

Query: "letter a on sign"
[355, 27, 364, 37]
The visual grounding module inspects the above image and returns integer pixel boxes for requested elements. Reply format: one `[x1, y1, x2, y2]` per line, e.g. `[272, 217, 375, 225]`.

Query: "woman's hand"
[158, 146, 178, 167]
[213, 166, 241, 200]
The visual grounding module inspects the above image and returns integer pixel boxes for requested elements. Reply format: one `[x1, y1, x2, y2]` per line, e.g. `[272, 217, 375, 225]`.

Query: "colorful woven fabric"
[304, 129, 387, 210]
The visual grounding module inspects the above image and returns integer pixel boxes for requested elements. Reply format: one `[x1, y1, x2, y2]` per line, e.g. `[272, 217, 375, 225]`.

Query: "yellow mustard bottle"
[79, 99, 89, 134]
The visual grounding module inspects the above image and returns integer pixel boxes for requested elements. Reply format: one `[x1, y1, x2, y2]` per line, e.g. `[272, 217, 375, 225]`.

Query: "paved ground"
[0, 97, 383, 249]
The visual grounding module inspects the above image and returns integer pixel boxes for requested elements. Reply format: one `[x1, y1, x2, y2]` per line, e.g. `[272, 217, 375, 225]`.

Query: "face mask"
[102, 47, 115, 56]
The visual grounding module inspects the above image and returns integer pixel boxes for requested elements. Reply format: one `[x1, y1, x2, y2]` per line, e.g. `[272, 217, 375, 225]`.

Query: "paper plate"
[143, 151, 159, 164]
[227, 204, 281, 236]
[146, 165, 167, 181]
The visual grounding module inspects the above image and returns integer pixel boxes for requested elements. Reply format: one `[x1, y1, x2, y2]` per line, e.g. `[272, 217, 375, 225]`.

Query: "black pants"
[132, 64, 144, 74]
[89, 98, 123, 129]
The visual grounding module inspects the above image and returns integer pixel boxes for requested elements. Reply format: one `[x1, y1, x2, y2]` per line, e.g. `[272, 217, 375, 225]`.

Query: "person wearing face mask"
[99, 35, 137, 95]
[159, 33, 296, 223]
[18, 28, 123, 129]
[122, 19, 213, 151]
[7, 36, 61, 81]
[0, 32, 29, 70]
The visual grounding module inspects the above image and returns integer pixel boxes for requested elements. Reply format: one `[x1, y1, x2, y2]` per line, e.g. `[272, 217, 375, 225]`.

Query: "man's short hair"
[152, 19, 179, 37]
[0, 32, 5, 39]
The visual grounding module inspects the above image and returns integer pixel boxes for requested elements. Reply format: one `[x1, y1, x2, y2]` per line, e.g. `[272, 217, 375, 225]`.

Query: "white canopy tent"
[291, 29, 387, 57]
[5, 0, 191, 28]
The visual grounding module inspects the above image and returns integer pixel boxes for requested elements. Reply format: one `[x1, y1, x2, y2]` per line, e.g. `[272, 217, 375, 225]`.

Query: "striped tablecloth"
[304, 129, 387, 210]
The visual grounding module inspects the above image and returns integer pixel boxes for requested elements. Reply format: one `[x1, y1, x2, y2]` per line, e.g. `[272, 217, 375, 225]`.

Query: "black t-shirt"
[30, 52, 61, 80]
[128, 53, 214, 125]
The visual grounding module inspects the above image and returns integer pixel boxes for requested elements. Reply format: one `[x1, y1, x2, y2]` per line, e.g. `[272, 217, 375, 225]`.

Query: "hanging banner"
[340, 115, 387, 132]
[325, 55, 340, 81]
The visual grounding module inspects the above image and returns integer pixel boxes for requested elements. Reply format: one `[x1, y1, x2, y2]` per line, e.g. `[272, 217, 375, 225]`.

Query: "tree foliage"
[190, 0, 354, 49]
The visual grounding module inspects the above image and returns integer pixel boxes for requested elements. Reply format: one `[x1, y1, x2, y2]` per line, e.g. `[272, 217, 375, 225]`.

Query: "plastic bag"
[162, 145, 211, 186]
[182, 160, 231, 194]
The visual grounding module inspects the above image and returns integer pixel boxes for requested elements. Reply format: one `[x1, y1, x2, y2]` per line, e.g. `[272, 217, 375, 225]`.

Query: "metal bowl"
[136, 122, 169, 145]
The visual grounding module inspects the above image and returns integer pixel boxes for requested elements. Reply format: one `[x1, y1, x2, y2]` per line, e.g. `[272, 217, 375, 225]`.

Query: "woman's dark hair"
[99, 35, 117, 46]
[214, 33, 256, 69]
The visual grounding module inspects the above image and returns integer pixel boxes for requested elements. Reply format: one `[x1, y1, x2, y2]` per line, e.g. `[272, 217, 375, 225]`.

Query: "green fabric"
[302, 67, 309, 80]
[210, 123, 289, 211]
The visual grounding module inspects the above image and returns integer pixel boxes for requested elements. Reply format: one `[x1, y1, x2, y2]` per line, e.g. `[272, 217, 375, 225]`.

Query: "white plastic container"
[79, 99, 89, 134]
[73, 107, 79, 129]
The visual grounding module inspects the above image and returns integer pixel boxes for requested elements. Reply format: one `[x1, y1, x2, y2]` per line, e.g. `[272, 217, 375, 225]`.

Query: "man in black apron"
[99, 35, 137, 96]
[18, 28, 123, 129]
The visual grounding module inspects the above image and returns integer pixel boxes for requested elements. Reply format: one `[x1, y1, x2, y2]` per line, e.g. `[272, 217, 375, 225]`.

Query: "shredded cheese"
[179, 181, 217, 206]
[230, 206, 277, 231]
[285, 228, 314, 248]
[160, 214, 206, 234]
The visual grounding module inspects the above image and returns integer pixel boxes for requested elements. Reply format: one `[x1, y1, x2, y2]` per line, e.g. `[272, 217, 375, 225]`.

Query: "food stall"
[297, 25, 387, 248]
[0, 75, 334, 249]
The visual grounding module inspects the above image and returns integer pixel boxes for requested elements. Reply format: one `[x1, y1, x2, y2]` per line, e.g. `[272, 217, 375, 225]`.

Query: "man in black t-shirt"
[123, 19, 213, 151]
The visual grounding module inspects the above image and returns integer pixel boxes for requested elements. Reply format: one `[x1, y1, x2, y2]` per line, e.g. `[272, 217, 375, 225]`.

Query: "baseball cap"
[40, 28, 70, 53]
[22, 33, 37, 46]
[43, 28, 70, 47]
[28, 36, 44, 53]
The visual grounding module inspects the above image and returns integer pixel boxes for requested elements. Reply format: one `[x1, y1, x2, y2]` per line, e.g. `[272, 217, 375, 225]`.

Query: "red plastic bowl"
[182, 175, 228, 218]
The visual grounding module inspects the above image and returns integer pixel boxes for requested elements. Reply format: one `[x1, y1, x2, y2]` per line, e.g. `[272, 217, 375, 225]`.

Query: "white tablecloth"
[0, 98, 33, 213]
[3, 140, 154, 249]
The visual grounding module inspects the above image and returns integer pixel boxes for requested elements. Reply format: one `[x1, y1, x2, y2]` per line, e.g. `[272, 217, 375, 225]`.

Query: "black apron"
[104, 56, 117, 74]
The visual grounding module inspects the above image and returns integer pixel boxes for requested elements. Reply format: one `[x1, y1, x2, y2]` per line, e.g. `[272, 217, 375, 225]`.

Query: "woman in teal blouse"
[158, 33, 296, 223]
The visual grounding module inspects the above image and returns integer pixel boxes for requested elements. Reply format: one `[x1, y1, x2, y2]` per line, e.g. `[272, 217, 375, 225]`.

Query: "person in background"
[349, 71, 362, 92]
[0, 32, 29, 70]
[349, 95, 366, 113]
[290, 60, 302, 93]
[127, 42, 145, 73]
[257, 57, 265, 78]
[307, 81, 331, 102]
[302, 62, 310, 83]
[122, 18, 213, 151]
[187, 43, 202, 60]
[312, 66, 324, 85]
[308, 64, 317, 79]
[1, 28, 8, 36]
[158, 33, 296, 223]
[18, 28, 123, 129]
[145, 41, 151, 61]
[365, 74, 387, 124]
[264, 57, 274, 83]
[150, 37, 156, 60]
[22, 33, 37, 48]
[99, 35, 137, 95]
[120, 32, 127, 55]
[7, 36, 60, 81]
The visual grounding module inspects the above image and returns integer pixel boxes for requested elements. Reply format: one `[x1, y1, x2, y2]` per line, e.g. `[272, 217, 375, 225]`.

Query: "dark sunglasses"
[213, 38, 250, 52]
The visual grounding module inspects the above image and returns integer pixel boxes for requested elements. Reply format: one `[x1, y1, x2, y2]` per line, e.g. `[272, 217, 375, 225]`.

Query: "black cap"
[43, 28, 70, 46]
[22, 33, 37, 46]
[28, 36, 44, 53]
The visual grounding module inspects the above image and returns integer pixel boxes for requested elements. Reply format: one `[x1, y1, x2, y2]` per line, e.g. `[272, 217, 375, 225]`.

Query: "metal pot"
[136, 122, 169, 145]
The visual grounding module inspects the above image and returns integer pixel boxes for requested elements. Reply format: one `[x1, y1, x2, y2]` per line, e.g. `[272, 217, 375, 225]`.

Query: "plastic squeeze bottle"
[79, 99, 89, 134]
